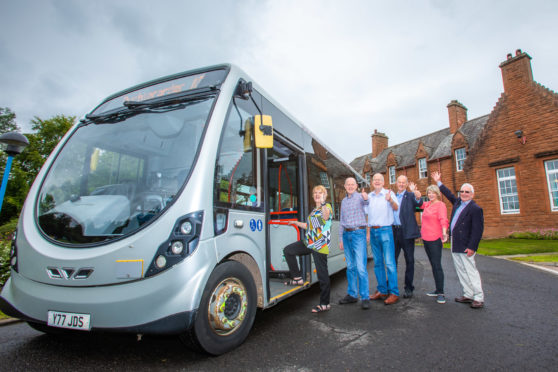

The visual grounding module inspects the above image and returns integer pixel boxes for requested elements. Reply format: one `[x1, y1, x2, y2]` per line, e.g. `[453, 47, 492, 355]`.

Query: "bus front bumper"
[0, 257, 211, 335]
[0, 294, 197, 335]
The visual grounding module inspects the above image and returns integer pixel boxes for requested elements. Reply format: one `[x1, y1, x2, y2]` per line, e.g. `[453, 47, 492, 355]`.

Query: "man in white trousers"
[432, 171, 485, 308]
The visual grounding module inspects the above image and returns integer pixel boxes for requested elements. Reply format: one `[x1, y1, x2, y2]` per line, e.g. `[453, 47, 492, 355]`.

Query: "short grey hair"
[345, 177, 357, 185]
[397, 175, 408, 183]
[461, 183, 475, 194]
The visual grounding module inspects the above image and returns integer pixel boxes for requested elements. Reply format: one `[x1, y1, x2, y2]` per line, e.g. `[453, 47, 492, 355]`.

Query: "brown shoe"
[384, 294, 399, 305]
[470, 300, 484, 309]
[370, 291, 388, 300]
[455, 296, 474, 303]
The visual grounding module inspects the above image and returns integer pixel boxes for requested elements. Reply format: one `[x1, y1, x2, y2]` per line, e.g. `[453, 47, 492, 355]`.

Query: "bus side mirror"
[254, 115, 273, 148]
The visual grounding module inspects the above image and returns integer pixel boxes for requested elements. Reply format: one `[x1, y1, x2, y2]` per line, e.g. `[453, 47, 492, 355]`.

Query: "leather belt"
[344, 226, 366, 232]
[370, 226, 381, 229]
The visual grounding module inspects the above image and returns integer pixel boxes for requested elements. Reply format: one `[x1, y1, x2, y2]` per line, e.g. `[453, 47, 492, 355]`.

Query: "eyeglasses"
[460, 190, 471, 194]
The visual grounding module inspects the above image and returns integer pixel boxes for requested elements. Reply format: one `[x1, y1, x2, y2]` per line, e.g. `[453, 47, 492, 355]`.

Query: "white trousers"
[451, 252, 484, 302]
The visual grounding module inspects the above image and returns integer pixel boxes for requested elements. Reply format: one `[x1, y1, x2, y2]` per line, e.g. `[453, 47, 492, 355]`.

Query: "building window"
[389, 166, 396, 184]
[455, 148, 466, 171]
[319, 171, 331, 189]
[365, 173, 371, 184]
[497, 167, 519, 214]
[418, 158, 427, 179]
[545, 159, 558, 211]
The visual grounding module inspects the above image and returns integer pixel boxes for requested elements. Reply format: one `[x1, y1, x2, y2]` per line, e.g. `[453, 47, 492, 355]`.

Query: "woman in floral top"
[283, 185, 333, 313]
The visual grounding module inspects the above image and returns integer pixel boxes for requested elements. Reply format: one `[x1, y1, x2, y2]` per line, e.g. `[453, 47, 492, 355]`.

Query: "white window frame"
[455, 148, 466, 171]
[497, 167, 520, 214]
[365, 173, 371, 184]
[418, 158, 427, 179]
[389, 166, 396, 184]
[545, 159, 558, 212]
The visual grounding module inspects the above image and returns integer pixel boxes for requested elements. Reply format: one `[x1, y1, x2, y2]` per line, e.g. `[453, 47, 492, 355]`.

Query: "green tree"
[0, 108, 19, 133]
[18, 115, 76, 183]
[0, 114, 75, 225]
[0, 108, 22, 224]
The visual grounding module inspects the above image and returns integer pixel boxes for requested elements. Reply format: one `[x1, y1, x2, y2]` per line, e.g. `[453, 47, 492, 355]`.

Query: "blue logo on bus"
[256, 219, 263, 231]
[249, 219, 257, 231]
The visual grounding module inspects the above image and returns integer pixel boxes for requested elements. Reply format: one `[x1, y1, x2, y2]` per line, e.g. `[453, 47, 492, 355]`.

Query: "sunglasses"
[460, 190, 471, 194]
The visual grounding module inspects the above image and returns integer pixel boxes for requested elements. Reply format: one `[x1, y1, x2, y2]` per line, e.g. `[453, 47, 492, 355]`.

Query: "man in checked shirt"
[338, 177, 371, 309]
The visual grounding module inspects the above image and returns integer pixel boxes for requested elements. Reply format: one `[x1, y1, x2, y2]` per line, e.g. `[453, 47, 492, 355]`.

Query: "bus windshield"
[36, 96, 215, 246]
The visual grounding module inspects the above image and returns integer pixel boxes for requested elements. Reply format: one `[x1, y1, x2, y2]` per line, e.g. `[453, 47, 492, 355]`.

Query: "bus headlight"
[170, 241, 184, 255]
[155, 255, 167, 269]
[145, 211, 203, 278]
[180, 221, 193, 235]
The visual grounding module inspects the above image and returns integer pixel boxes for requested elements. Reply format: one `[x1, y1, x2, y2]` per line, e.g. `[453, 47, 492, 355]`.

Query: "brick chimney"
[499, 49, 533, 95]
[371, 129, 388, 158]
[447, 100, 468, 134]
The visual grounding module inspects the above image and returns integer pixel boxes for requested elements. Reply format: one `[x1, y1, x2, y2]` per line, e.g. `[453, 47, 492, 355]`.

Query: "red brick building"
[351, 50, 558, 238]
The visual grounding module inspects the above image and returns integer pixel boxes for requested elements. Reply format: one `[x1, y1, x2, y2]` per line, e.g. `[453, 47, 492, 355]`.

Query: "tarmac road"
[0, 246, 557, 371]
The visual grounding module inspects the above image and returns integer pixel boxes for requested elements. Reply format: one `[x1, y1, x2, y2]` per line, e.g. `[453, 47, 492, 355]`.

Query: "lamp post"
[0, 131, 29, 213]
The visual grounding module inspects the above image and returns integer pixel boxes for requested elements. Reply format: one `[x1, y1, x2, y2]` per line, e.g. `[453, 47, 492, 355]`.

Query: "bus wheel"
[181, 260, 257, 355]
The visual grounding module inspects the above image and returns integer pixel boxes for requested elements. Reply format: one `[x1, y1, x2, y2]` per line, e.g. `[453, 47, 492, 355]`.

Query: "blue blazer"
[439, 184, 484, 253]
[398, 191, 422, 239]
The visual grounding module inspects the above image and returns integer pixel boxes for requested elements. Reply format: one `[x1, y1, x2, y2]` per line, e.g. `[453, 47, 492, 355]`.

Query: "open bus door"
[265, 138, 310, 304]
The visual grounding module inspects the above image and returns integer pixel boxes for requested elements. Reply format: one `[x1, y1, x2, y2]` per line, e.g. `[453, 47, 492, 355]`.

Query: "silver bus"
[0, 64, 366, 355]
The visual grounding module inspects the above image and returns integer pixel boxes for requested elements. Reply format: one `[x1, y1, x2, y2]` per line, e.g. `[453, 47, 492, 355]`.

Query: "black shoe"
[403, 289, 413, 298]
[338, 294, 358, 304]
[361, 299, 370, 310]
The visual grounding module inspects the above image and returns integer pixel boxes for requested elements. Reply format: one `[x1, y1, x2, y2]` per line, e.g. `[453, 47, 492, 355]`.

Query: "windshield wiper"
[123, 100, 150, 109]
[121, 86, 217, 110]
[83, 89, 216, 124]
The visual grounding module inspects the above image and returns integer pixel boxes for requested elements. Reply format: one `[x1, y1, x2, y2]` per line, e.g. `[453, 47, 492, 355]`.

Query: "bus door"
[266, 138, 308, 303]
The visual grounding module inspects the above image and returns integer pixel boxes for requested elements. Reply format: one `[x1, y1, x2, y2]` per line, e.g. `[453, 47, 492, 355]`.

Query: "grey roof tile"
[352, 115, 490, 173]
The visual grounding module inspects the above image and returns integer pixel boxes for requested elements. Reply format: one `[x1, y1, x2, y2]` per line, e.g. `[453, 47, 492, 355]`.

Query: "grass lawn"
[510, 254, 558, 263]
[442, 238, 558, 257]
[0, 311, 10, 320]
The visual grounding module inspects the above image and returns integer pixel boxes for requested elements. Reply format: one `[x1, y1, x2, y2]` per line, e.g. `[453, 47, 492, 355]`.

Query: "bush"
[0, 219, 17, 288]
[0, 239, 11, 288]
[508, 229, 558, 240]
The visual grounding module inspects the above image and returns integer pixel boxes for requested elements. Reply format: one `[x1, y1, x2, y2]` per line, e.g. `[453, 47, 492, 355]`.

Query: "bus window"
[268, 141, 299, 219]
[307, 155, 334, 214]
[214, 92, 263, 211]
[87, 149, 144, 196]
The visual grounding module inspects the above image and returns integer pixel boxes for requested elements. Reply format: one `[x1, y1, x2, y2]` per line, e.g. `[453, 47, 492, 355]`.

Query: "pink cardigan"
[420, 201, 449, 241]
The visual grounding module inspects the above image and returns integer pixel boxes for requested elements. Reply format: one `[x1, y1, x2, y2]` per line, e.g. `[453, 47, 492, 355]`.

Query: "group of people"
[282, 171, 485, 313]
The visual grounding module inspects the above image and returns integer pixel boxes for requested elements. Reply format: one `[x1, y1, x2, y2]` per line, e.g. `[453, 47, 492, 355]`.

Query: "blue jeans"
[370, 226, 399, 296]
[342, 229, 369, 299]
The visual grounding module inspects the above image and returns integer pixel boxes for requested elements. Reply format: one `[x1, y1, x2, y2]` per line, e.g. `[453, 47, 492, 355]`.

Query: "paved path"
[0, 247, 557, 371]
[492, 252, 558, 275]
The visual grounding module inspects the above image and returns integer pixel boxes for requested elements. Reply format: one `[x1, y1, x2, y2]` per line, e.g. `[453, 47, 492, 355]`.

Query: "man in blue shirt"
[432, 171, 485, 309]
[366, 173, 400, 305]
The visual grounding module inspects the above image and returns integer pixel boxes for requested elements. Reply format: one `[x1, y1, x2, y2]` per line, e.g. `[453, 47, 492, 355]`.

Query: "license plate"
[47, 311, 91, 331]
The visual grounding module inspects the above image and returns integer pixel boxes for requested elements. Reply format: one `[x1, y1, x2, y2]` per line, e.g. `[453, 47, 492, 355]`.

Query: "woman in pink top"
[419, 184, 449, 304]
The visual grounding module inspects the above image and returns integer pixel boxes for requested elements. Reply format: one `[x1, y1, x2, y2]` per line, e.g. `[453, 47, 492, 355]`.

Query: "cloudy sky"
[1, 0, 557, 162]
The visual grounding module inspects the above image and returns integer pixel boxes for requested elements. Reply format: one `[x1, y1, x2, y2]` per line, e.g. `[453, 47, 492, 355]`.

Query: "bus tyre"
[181, 260, 257, 355]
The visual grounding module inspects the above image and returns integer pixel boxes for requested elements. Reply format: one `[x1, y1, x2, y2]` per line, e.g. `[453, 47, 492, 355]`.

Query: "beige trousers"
[451, 252, 484, 302]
